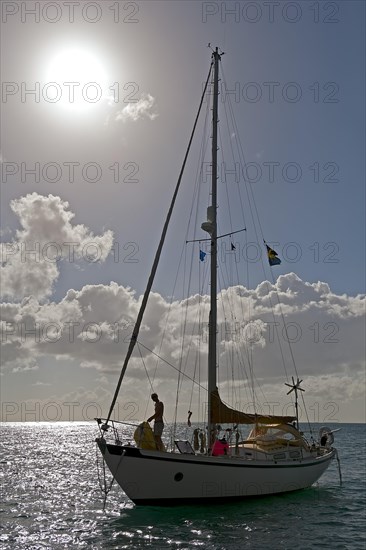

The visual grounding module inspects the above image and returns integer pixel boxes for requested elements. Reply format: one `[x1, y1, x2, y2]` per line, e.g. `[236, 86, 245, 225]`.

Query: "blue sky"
[1, 1, 365, 422]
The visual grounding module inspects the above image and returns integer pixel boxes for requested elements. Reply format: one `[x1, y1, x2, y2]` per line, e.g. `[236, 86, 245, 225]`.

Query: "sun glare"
[45, 48, 108, 111]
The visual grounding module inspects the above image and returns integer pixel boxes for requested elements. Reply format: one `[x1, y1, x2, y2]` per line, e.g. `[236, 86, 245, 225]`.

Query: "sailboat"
[95, 47, 338, 505]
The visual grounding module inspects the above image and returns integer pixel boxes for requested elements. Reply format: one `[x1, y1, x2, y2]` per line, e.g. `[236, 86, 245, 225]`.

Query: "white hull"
[97, 440, 335, 505]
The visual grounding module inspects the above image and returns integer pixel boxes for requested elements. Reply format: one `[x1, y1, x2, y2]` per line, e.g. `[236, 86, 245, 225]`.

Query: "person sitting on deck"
[212, 437, 229, 456]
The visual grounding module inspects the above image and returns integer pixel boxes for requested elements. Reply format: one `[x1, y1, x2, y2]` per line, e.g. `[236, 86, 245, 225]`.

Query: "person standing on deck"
[147, 393, 165, 451]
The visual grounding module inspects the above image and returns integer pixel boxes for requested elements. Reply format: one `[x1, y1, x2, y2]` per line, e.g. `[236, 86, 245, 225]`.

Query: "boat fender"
[235, 431, 240, 455]
[187, 410, 192, 427]
[193, 428, 200, 451]
[199, 431, 206, 453]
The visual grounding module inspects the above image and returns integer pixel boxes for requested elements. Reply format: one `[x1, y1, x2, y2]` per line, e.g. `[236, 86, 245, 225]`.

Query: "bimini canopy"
[210, 389, 296, 426]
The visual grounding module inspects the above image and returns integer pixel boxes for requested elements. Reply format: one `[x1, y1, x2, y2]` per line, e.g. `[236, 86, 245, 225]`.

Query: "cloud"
[0, 193, 114, 301]
[115, 93, 158, 123]
[1, 274, 364, 418]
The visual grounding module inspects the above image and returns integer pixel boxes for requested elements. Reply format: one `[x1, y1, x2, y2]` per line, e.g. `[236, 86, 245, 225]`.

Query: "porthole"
[174, 472, 183, 482]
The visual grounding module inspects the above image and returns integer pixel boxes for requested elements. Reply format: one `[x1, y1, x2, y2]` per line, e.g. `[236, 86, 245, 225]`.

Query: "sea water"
[0, 422, 365, 549]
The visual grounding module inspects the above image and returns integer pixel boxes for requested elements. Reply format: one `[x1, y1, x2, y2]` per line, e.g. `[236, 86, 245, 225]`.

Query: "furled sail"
[210, 389, 296, 425]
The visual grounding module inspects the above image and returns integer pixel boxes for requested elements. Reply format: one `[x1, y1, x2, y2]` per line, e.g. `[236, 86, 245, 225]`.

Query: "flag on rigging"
[265, 243, 281, 266]
[199, 249, 207, 262]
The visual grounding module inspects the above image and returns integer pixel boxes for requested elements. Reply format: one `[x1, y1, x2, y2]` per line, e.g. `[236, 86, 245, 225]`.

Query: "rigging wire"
[221, 63, 293, 380]
[220, 62, 314, 431]
[137, 342, 155, 396]
[137, 338, 264, 420]
[216, 86, 257, 413]
[105, 60, 214, 424]
[95, 443, 113, 510]
[148, 102, 209, 420]
[218, 78, 260, 414]
[137, 340, 209, 394]
[171, 80, 212, 434]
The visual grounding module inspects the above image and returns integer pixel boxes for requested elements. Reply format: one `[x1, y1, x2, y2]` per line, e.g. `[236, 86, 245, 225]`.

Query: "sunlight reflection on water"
[0, 422, 365, 549]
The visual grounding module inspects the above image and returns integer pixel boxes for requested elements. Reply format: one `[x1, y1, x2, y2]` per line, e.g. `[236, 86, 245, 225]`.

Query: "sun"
[45, 48, 108, 110]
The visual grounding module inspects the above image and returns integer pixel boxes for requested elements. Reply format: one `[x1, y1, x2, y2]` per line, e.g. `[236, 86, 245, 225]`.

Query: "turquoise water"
[0, 422, 365, 549]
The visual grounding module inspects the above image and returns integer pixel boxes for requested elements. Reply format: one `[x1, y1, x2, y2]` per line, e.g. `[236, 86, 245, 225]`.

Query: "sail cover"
[210, 389, 296, 425]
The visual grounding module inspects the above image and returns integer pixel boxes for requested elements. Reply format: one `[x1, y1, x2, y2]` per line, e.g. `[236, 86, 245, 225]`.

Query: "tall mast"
[207, 47, 220, 439]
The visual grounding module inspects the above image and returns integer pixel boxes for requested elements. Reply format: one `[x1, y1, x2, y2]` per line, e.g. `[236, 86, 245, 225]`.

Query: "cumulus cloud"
[1, 274, 364, 417]
[0, 193, 114, 301]
[115, 93, 158, 123]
